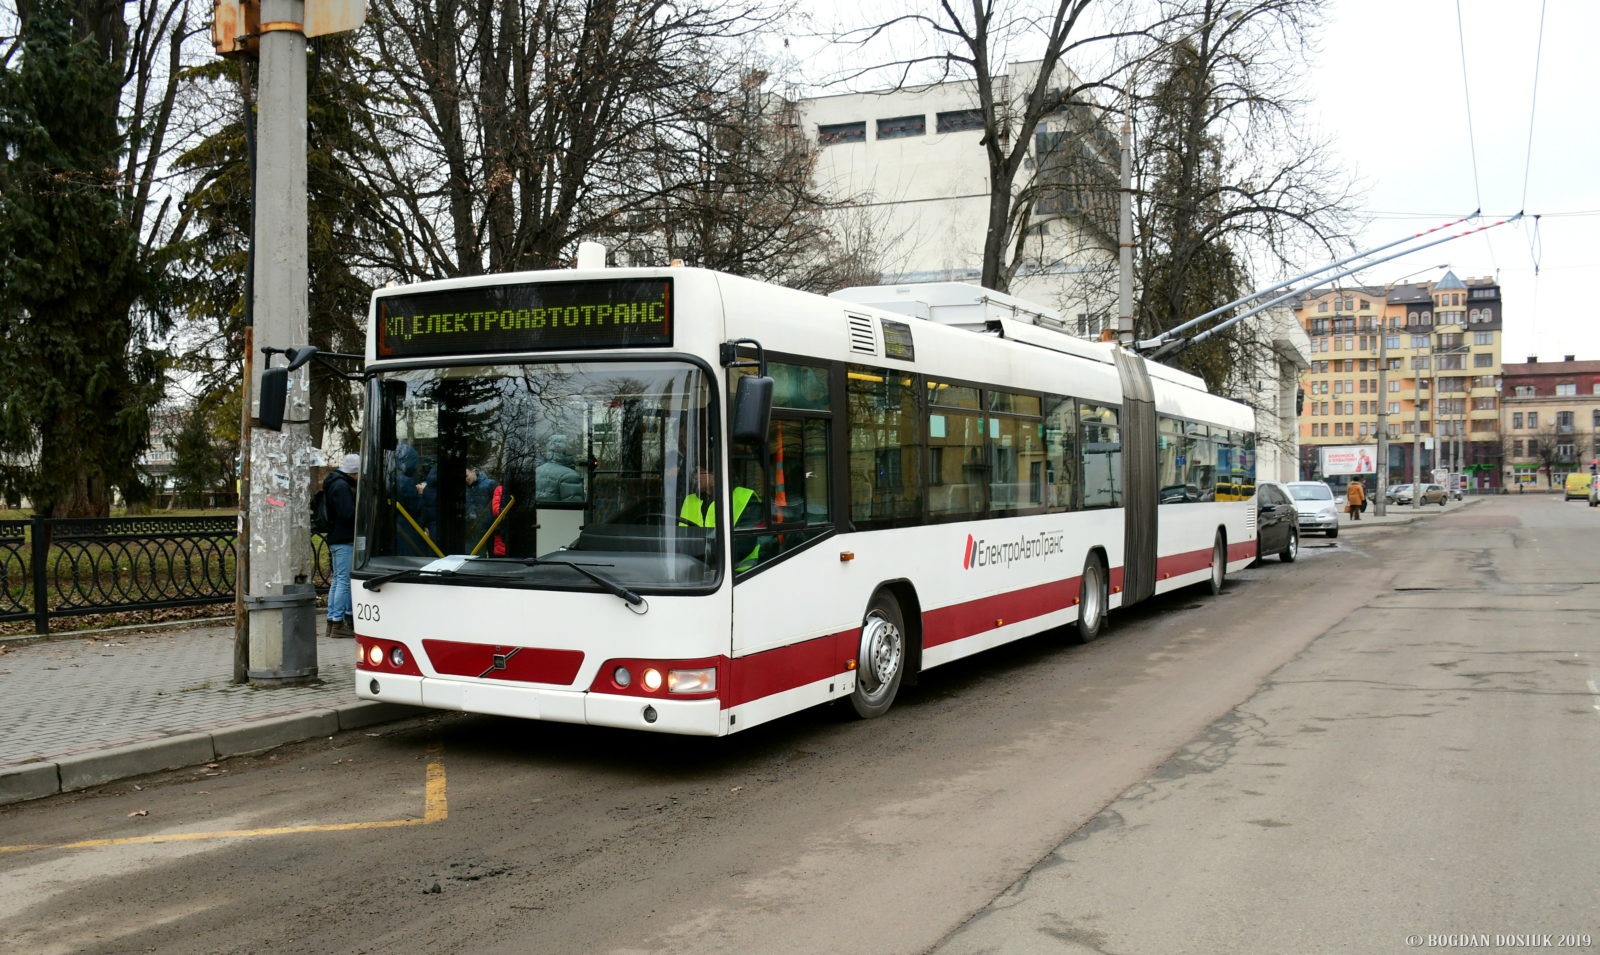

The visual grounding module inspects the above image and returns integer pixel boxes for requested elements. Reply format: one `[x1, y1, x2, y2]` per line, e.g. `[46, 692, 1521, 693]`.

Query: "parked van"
[1564, 472, 1593, 501]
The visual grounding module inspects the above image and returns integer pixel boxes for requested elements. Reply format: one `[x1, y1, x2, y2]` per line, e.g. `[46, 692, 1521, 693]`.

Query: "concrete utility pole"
[244, 0, 316, 685]
[1375, 321, 1389, 516]
[1412, 385, 1424, 512]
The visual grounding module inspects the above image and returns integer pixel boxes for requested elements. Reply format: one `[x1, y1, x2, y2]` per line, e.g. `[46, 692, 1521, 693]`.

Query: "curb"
[0, 700, 426, 808]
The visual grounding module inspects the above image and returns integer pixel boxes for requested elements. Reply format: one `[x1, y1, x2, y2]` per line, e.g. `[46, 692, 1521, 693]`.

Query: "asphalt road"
[1, 496, 1595, 955]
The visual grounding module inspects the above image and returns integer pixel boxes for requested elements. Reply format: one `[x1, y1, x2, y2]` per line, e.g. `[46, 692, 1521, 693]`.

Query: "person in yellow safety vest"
[679, 465, 762, 572]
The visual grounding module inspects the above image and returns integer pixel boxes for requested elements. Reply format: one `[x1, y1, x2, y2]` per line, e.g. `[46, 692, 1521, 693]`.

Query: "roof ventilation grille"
[847, 313, 878, 355]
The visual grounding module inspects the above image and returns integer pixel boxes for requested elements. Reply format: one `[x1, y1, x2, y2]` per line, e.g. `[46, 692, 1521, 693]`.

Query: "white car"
[1285, 481, 1341, 538]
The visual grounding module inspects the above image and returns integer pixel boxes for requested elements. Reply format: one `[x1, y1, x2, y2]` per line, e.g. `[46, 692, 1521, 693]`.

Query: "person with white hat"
[324, 453, 360, 638]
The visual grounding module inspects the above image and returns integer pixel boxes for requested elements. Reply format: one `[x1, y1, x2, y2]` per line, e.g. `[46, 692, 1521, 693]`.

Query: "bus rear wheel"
[1206, 533, 1227, 596]
[1072, 554, 1108, 643]
[849, 593, 906, 719]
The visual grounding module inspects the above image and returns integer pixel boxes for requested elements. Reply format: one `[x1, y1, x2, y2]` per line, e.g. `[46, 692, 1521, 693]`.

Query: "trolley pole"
[243, 0, 316, 685]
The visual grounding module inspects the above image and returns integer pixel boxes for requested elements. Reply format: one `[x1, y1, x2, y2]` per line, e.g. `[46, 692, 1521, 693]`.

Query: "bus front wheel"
[849, 593, 906, 719]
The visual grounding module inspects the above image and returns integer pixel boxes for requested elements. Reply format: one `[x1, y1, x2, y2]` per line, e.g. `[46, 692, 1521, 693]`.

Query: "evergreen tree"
[1137, 40, 1249, 391]
[0, 0, 167, 517]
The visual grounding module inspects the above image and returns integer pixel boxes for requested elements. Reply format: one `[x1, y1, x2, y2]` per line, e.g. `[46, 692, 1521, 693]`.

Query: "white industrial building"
[797, 59, 1120, 338]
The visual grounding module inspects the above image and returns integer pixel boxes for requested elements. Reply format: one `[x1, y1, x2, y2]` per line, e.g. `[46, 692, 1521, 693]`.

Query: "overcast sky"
[794, 0, 1598, 363]
[1311, 0, 1600, 364]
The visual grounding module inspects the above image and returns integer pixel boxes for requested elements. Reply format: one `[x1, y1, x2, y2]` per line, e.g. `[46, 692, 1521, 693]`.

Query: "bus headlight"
[642, 668, 664, 691]
[613, 666, 633, 687]
[668, 668, 716, 694]
[366, 644, 385, 667]
[389, 646, 407, 668]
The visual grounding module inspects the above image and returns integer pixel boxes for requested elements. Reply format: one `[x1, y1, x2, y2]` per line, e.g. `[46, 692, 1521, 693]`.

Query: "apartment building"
[1500, 356, 1600, 489]
[1294, 272, 1505, 489]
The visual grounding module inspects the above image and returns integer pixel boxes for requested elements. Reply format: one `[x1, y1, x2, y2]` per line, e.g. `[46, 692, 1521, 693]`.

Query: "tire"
[1205, 533, 1226, 596]
[1279, 528, 1298, 563]
[848, 592, 907, 719]
[1327, 526, 1339, 539]
[1072, 554, 1108, 644]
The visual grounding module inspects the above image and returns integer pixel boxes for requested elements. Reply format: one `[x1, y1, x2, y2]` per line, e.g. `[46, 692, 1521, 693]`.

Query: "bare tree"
[610, 63, 891, 292]
[349, 0, 784, 280]
[830, 1, 1151, 295]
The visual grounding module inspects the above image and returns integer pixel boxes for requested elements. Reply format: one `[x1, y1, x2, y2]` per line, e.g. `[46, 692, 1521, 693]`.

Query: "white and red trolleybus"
[350, 262, 1257, 735]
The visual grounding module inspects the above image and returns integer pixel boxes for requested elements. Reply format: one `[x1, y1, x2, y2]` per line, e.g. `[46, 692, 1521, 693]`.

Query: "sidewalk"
[0, 621, 422, 806]
[1334, 492, 1488, 529]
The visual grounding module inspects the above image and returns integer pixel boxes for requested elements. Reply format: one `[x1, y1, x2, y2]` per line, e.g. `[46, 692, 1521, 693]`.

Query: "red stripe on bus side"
[1156, 547, 1213, 579]
[724, 629, 859, 709]
[722, 545, 1237, 710]
[1229, 540, 1255, 563]
[923, 578, 1079, 648]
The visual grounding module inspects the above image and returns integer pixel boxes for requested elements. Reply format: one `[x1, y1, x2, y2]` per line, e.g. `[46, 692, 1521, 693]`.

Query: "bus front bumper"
[355, 672, 724, 736]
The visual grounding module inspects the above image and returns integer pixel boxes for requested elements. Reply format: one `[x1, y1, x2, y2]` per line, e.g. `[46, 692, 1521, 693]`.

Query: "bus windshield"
[356, 360, 720, 591]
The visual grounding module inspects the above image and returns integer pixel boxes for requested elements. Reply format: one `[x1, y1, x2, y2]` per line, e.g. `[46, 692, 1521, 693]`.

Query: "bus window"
[928, 410, 985, 518]
[988, 409, 1042, 515]
[1157, 415, 1185, 503]
[732, 417, 834, 574]
[847, 366, 921, 527]
[1043, 395, 1079, 512]
[733, 360, 830, 412]
[1079, 403, 1121, 509]
[1185, 424, 1215, 501]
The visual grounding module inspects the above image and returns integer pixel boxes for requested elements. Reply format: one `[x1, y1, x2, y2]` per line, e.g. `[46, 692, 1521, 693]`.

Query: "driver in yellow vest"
[679, 465, 762, 572]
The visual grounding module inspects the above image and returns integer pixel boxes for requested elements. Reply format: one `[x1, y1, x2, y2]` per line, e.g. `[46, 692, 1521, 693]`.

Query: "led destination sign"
[376, 278, 672, 358]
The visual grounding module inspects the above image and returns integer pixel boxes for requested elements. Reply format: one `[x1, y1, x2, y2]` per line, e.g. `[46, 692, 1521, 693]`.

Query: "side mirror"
[257, 345, 320, 432]
[259, 367, 288, 431]
[731, 374, 773, 446]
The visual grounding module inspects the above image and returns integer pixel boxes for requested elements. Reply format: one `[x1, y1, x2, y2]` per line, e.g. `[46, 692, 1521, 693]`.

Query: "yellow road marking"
[0, 742, 447, 854]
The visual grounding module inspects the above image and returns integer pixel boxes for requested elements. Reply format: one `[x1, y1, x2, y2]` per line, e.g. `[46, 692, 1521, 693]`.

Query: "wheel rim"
[1287, 532, 1298, 560]
[857, 612, 903, 705]
[1211, 541, 1225, 589]
[1081, 561, 1104, 630]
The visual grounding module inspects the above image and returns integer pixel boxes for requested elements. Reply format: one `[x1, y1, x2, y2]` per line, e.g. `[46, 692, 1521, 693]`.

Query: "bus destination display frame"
[376, 277, 673, 359]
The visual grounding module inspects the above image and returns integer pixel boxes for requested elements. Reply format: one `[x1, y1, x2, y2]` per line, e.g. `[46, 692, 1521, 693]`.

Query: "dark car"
[1253, 481, 1299, 563]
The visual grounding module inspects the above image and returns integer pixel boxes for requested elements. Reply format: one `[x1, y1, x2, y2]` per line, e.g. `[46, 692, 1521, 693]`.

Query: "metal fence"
[0, 515, 331, 635]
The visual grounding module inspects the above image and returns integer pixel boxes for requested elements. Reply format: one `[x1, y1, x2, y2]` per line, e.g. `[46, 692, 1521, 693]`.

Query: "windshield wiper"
[360, 567, 462, 592]
[475, 556, 646, 610]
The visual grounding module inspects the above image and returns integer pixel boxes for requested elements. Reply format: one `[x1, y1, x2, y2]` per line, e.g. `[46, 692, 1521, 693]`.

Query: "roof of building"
[1434, 270, 1467, 290]
[1387, 283, 1432, 303]
[1501, 359, 1600, 376]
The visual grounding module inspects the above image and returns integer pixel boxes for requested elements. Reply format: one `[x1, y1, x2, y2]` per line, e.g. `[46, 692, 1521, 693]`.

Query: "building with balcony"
[1500, 356, 1600, 489]
[1294, 271, 1505, 489]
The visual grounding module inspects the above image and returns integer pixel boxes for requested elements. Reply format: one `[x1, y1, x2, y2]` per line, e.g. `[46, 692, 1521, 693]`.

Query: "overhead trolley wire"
[1520, 0, 1548, 213]
[1454, 0, 1484, 214]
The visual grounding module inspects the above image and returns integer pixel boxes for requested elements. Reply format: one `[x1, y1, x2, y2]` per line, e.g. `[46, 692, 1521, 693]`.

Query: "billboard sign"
[1320, 445, 1377, 475]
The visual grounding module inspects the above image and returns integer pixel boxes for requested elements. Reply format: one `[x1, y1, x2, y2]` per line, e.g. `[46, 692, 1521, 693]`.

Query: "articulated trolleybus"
[350, 259, 1256, 735]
